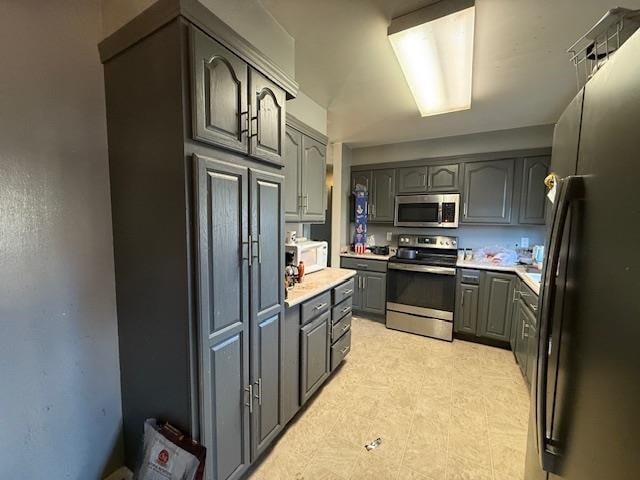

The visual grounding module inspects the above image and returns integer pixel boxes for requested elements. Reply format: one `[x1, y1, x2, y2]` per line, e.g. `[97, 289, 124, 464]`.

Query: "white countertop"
[457, 260, 541, 295]
[285, 267, 357, 307]
[340, 251, 395, 261]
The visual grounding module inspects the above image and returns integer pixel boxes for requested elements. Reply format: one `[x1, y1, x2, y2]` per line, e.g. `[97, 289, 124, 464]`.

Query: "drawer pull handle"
[341, 307, 351, 313]
[314, 303, 328, 310]
[531, 304, 538, 311]
[356, 264, 368, 268]
[342, 324, 349, 332]
[342, 289, 353, 295]
[340, 346, 350, 354]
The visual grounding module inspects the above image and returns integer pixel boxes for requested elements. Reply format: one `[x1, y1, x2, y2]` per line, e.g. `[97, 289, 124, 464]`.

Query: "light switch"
[386, 232, 393, 241]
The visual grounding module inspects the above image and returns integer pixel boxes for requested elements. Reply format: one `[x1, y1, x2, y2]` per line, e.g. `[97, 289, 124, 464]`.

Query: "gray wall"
[0, 2, 122, 478]
[351, 124, 554, 165]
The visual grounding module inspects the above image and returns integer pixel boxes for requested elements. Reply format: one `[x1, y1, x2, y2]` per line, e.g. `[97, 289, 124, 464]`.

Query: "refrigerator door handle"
[536, 175, 585, 474]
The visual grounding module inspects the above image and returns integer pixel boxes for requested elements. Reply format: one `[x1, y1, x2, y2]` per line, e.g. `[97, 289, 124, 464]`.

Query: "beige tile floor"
[249, 316, 529, 480]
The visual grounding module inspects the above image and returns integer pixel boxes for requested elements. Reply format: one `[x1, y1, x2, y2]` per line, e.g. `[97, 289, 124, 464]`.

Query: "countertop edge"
[284, 269, 357, 308]
[457, 261, 541, 295]
[340, 252, 393, 261]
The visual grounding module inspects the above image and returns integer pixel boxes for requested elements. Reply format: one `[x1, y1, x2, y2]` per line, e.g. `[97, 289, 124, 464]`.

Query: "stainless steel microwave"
[394, 193, 460, 228]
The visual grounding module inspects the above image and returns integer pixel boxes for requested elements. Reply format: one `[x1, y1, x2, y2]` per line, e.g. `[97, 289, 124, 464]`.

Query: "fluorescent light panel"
[389, 4, 475, 117]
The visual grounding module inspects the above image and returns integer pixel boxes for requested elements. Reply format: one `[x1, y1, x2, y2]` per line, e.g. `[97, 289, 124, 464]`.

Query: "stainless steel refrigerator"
[524, 29, 640, 480]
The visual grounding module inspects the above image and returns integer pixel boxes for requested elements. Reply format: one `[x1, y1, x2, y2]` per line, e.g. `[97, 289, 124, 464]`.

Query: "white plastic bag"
[136, 419, 199, 480]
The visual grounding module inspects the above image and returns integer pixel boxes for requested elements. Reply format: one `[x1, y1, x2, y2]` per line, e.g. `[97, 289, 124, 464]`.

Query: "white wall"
[100, 0, 295, 77]
[351, 124, 554, 165]
[0, 2, 122, 478]
[287, 90, 328, 135]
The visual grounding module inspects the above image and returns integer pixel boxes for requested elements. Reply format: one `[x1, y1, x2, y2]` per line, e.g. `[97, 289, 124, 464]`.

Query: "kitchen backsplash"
[353, 223, 546, 250]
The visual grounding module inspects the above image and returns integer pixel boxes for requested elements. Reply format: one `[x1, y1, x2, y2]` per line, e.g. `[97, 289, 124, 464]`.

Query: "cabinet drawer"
[332, 313, 352, 343]
[459, 269, 480, 285]
[333, 278, 355, 303]
[301, 291, 331, 325]
[331, 329, 352, 371]
[332, 297, 353, 323]
[340, 257, 388, 273]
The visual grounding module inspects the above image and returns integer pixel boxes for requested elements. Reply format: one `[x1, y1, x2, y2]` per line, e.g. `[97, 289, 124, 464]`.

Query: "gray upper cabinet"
[478, 272, 516, 342]
[300, 136, 327, 222]
[283, 119, 327, 223]
[352, 171, 372, 193]
[195, 155, 251, 480]
[249, 170, 284, 458]
[300, 311, 330, 404]
[428, 164, 459, 192]
[283, 128, 302, 221]
[461, 159, 515, 224]
[249, 69, 285, 166]
[519, 156, 550, 225]
[455, 283, 479, 335]
[191, 27, 248, 155]
[370, 169, 396, 222]
[397, 166, 428, 193]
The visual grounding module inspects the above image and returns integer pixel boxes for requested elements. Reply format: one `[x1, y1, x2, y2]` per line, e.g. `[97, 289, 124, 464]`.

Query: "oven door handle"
[388, 263, 456, 275]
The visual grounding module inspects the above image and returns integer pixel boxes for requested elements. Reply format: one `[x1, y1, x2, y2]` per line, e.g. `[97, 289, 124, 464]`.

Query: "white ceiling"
[261, 0, 640, 147]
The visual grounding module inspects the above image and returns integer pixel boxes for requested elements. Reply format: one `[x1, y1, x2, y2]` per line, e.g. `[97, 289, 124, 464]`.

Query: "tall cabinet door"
[250, 169, 284, 459]
[300, 136, 327, 222]
[478, 272, 516, 342]
[371, 169, 396, 222]
[191, 27, 248, 154]
[249, 69, 285, 166]
[283, 127, 302, 221]
[461, 160, 514, 224]
[455, 284, 479, 335]
[194, 154, 250, 480]
[519, 156, 550, 225]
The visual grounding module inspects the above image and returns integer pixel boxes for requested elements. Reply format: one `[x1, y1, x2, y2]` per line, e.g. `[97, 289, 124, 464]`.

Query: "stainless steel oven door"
[386, 263, 456, 318]
[394, 194, 459, 228]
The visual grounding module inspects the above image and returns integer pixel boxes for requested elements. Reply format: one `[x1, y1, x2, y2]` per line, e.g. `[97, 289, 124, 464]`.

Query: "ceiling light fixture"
[388, 0, 475, 117]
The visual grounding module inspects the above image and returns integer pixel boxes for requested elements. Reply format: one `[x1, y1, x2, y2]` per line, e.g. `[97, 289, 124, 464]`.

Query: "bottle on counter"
[297, 261, 305, 282]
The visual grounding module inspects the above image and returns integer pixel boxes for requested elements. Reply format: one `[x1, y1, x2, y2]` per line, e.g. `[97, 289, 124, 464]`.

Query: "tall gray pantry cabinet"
[98, 1, 297, 478]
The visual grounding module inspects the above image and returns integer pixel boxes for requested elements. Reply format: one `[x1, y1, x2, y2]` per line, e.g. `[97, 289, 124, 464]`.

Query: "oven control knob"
[445, 241, 450, 246]
[439, 241, 443, 245]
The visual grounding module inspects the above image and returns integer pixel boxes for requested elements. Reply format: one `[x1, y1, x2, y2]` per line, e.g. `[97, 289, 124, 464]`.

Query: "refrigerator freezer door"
[537, 31, 640, 480]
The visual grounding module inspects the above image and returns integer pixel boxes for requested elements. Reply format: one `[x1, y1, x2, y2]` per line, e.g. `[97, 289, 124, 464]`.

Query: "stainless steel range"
[386, 234, 458, 341]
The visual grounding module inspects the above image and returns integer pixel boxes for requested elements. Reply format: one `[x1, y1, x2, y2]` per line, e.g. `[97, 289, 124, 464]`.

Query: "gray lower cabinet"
[282, 306, 300, 425]
[300, 311, 331, 404]
[454, 269, 515, 345]
[340, 257, 387, 316]
[478, 272, 516, 342]
[195, 156, 284, 479]
[462, 159, 515, 224]
[511, 279, 539, 386]
[519, 156, 550, 225]
[283, 119, 327, 222]
[455, 283, 479, 335]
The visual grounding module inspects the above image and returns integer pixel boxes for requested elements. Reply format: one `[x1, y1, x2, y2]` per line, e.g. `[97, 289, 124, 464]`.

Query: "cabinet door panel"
[300, 312, 330, 404]
[514, 299, 529, 376]
[191, 28, 248, 154]
[282, 306, 300, 424]
[428, 164, 459, 192]
[301, 136, 327, 222]
[371, 169, 396, 223]
[398, 166, 428, 193]
[352, 272, 364, 311]
[525, 315, 537, 385]
[250, 69, 285, 166]
[194, 154, 250, 480]
[519, 156, 550, 225]
[250, 170, 284, 458]
[363, 272, 386, 315]
[455, 284, 479, 334]
[479, 272, 515, 342]
[462, 160, 514, 224]
[283, 127, 302, 221]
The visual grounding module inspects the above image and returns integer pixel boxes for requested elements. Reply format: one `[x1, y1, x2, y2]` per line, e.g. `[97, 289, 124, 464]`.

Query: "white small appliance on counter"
[285, 240, 328, 274]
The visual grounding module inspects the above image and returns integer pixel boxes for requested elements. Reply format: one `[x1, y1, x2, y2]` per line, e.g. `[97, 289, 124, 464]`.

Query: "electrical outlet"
[521, 237, 529, 248]
[386, 232, 393, 242]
